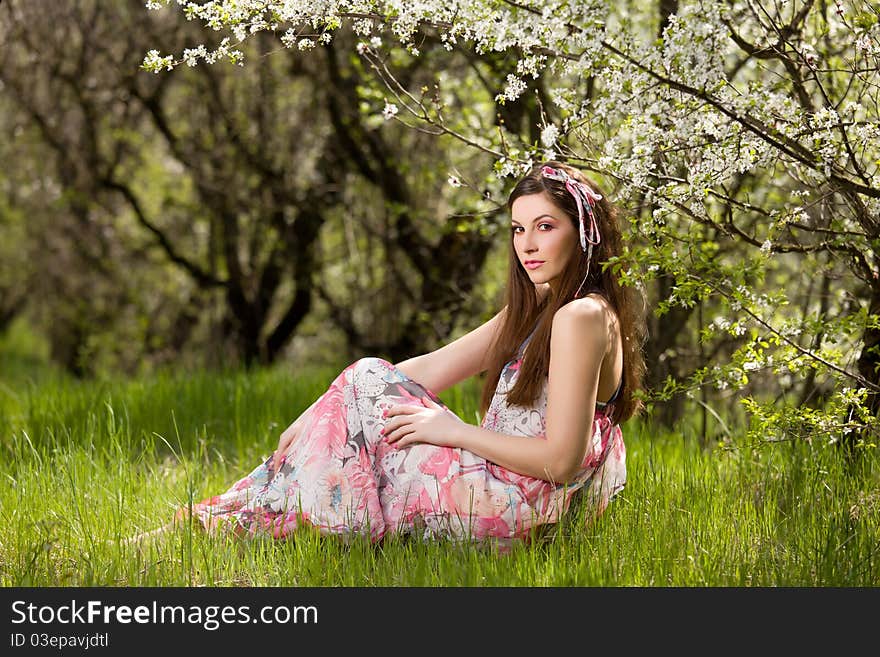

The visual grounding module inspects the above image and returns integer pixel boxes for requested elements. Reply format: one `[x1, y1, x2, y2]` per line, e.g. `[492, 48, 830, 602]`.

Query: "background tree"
[0, 1, 511, 372]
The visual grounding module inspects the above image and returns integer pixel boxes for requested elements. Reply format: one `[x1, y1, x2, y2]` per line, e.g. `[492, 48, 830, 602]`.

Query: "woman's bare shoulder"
[555, 293, 618, 334]
[553, 295, 620, 359]
[556, 293, 613, 320]
[549, 298, 608, 366]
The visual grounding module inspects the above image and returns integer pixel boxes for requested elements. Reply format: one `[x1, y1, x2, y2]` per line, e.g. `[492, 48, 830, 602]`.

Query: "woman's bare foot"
[119, 508, 194, 546]
[119, 523, 174, 546]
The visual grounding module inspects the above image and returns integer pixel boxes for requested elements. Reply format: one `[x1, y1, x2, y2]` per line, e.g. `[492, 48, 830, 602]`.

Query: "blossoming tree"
[143, 0, 880, 450]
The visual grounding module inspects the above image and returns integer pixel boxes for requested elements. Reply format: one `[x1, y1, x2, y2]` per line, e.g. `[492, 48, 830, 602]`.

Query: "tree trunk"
[644, 272, 693, 427]
[851, 284, 880, 458]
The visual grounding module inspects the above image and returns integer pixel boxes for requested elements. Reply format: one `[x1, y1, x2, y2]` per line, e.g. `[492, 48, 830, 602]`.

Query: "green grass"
[1, 325, 878, 586]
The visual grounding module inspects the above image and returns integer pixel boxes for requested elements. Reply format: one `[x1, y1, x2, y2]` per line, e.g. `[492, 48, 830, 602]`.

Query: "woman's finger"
[386, 404, 423, 417]
[384, 417, 415, 443]
[272, 428, 296, 472]
[271, 442, 285, 473]
[383, 421, 401, 442]
[390, 425, 417, 447]
[272, 442, 281, 470]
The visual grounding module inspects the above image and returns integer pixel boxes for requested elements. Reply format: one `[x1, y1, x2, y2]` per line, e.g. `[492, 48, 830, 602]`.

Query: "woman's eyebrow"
[510, 214, 556, 225]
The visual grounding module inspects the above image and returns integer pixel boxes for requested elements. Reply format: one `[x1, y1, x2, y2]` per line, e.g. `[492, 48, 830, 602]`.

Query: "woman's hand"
[271, 412, 307, 475]
[382, 396, 465, 449]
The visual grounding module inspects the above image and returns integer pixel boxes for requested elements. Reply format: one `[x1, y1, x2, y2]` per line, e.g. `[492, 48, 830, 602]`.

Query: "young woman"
[176, 161, 646, 547]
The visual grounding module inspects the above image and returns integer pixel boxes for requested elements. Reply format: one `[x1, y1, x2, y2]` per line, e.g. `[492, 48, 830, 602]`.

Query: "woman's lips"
[524, 261, 544, 270]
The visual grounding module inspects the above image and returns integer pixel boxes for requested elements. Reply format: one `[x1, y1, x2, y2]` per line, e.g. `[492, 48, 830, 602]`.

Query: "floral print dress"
[188, 333, 626, 546]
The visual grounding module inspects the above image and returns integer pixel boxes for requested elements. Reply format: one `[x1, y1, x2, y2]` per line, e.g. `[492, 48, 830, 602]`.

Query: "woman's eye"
[511, 224, 552, 234]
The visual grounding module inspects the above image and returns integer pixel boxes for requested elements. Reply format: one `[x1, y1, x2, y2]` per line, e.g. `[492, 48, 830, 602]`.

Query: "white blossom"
[142, 49, 174, 73]
[382, 102, 399, 120]
[497, 158, 518, 178]
[540, 124, 559, 149]
[801, 43, 820, 68]
[810, 107, 840, 130]
[855, 34, 880, 56]
[353, 19, 375, 36]
[281, 29, 299, 49]
[496, 74, 526, 103]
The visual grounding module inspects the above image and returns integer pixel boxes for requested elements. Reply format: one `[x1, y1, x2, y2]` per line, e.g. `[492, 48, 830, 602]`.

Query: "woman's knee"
[351, 356, 394, 375]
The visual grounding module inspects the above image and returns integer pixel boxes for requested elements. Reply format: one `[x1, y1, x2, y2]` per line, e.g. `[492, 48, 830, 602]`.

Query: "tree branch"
[102, 178, 225, 288]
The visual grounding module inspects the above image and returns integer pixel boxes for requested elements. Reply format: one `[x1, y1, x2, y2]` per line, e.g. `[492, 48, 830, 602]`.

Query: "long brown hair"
[478, 161, 646, 425]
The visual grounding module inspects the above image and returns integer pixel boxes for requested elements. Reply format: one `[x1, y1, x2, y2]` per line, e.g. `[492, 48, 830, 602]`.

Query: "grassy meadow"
[1, 323, 878, 586]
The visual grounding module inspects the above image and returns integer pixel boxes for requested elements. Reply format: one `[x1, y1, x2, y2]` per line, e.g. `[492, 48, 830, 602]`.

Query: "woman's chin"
[527, 271, 552, 284]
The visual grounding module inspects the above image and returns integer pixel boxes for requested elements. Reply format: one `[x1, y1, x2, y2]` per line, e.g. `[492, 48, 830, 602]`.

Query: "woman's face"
[510, 192, 578, 289]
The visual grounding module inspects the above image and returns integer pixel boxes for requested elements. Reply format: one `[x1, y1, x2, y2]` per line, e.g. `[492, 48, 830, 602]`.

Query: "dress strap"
[595, 377, 623, 410]
[516, 325, 539, 358]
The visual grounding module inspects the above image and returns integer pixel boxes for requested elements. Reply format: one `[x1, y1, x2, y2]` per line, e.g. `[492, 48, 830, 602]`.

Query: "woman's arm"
[394, 306, 507, 394]
[455, 300, 607, 481]
[394, 283, 551, 394]
[385, 298, 610, 483]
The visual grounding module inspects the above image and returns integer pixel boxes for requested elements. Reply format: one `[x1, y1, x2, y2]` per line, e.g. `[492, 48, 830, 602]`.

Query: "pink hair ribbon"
[539, 165, 603, 254]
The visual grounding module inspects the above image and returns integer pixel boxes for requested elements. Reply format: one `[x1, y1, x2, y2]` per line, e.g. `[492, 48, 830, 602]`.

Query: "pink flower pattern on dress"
[188, 337, 626, 547]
